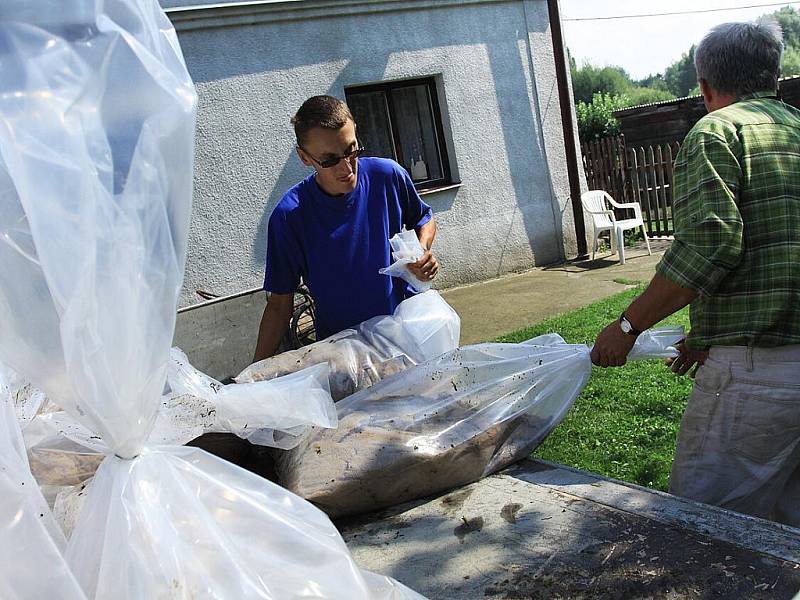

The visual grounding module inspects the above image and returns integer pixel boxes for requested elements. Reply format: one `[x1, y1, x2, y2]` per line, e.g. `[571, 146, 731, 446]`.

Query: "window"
[345, 77, 453, 190]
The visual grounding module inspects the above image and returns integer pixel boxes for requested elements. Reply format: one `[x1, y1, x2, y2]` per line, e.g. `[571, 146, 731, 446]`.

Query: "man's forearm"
[253, 293, 293, 362]
[624, 273, 698, 332]
[590, 272, 699, 368]
[416, 217, 437, 251]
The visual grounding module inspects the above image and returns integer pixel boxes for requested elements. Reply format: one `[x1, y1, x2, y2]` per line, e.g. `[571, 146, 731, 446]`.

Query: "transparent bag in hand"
[378, 228, 432, 292]
[0, 2, 424, 597]
[238, 289, 460, 400]
[276, 328, 683, 518]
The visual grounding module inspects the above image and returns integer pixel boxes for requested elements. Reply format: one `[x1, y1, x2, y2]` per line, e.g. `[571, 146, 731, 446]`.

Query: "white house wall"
[164, 0, 583, 307]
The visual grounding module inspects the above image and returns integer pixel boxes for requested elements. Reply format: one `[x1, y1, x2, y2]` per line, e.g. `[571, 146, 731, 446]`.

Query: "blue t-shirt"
[264, 157, 433, 340]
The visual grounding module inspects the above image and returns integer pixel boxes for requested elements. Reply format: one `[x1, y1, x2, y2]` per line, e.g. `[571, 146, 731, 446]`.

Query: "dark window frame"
[345, 77, 453, 191]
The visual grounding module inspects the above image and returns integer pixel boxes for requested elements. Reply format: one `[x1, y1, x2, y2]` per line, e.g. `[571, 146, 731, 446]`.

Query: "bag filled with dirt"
[237, 290, 460, 400]
[275, 328, 683, 518]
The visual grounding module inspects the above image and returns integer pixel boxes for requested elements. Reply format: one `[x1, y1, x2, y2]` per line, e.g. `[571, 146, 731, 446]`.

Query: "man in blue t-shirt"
[253, 95, 439, 361]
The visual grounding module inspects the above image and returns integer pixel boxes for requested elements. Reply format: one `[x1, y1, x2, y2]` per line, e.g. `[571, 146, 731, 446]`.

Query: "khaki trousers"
[669, 344, 800, 527]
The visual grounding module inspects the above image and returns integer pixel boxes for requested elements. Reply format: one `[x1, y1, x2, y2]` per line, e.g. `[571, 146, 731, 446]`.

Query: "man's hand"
[408, 250, 439, 282]
[665, 340, 708, 377]
[590, 319, 637, 367]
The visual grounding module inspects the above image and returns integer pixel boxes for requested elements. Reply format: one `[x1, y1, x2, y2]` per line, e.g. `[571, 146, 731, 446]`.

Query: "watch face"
[620, 318, 632, 333]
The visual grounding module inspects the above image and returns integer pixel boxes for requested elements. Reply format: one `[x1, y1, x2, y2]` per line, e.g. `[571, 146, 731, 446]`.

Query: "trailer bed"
[340, 459, 800, 599]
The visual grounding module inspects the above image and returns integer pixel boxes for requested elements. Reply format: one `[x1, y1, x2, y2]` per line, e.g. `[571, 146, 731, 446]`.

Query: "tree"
[773, 6, 800, 49]
[635, 74, 670, 92]
[569, 5, 800, 140]
[575, 93, 630, 141]
[570, 58, 676, 112]
[664, 46, 697, 97]
[625, 86, 676, 106]
[570, 61, 632, 104]
[782, 45, 800, 77]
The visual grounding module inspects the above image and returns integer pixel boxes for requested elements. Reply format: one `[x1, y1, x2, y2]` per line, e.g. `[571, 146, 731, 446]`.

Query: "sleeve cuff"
[414, 210, 433, 229]
[264, 287, 296, 295]
[656, 240, 730, 297]
[263, 275, 298, 295]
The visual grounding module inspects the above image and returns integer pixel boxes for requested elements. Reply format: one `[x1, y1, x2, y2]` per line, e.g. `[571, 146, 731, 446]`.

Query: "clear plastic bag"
[0, 360, 49, 426]
[0, 2, 424, 597]
[276, 327, 684, 518]
[378, 228, 432, 292]
[0, 374, 85, 599]
[165, 348, 338, 449]
[67, 446, 424, 599]
[47, 346, 340, 538]
[625, 327, 686, 361]
[238, 290, 460, 400]
[20, 350, 338, 495]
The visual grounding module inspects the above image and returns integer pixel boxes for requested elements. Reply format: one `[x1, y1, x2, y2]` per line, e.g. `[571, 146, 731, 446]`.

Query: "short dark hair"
[695, 19, 783, 96]
[291, 95, 354, 147]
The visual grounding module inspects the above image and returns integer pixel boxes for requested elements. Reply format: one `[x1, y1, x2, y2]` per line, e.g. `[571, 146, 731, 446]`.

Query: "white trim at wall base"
[166, 0, 523, 31]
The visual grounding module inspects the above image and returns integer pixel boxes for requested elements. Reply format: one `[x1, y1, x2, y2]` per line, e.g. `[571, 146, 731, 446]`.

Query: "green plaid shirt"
[657, 91, 800, 349]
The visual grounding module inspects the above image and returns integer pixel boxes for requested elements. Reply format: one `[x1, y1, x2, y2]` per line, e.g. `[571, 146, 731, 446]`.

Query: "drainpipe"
[547, 0, 588, 258]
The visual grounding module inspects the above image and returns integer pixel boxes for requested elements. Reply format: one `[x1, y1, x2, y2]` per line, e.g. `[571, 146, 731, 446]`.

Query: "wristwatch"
[619, 312, 642, 336]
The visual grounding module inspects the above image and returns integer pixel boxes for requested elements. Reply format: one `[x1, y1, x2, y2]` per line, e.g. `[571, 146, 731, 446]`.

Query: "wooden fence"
[581, 135, 681, 237]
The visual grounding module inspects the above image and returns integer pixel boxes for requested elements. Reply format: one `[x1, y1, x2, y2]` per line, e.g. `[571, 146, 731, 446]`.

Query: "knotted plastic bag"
[276, 328, 684, 517]
[238, 289, 460, 400]
[20, 350, 339, 497]
[0, 2, 424, 597]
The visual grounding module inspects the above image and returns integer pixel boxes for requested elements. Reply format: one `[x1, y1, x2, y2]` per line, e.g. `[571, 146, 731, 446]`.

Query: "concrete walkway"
[441, 240, 671, 344]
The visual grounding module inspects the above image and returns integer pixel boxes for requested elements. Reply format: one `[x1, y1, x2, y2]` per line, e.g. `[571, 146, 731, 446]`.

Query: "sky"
[561, 0, 800, 80]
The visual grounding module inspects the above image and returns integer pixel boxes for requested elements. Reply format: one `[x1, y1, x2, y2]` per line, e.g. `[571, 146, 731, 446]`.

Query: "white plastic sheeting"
[238, 290, 461, 400]
[0, 2, 424, 598]
[276, 328, 684, 517]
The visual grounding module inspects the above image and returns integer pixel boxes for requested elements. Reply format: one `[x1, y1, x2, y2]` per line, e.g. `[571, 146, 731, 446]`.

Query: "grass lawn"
[495, 285, 692, 492]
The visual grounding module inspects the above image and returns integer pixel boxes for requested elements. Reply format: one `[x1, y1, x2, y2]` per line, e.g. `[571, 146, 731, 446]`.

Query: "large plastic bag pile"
[238, 289, 460, 400]
[276, 328, 684, 518]
[0, 2, 424, 598]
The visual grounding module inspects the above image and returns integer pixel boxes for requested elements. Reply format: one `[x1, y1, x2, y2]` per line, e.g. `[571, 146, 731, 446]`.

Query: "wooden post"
[547, 0, 588, 257]
[655, 145, 669, 235]
[646, 146, 661, 236]
[664, 143, 676, 235]
[629, 147, 649, 234]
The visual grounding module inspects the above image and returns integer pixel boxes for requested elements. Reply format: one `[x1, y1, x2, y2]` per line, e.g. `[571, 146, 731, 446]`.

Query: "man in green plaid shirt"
[591, 20, 800, 526]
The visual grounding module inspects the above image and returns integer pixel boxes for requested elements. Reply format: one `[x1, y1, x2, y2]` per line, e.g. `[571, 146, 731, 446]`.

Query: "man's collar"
[738, 90, 778, 101]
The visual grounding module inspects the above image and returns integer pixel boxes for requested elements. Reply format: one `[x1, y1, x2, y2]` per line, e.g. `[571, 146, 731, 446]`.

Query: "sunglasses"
[302, 145, 366, 169]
